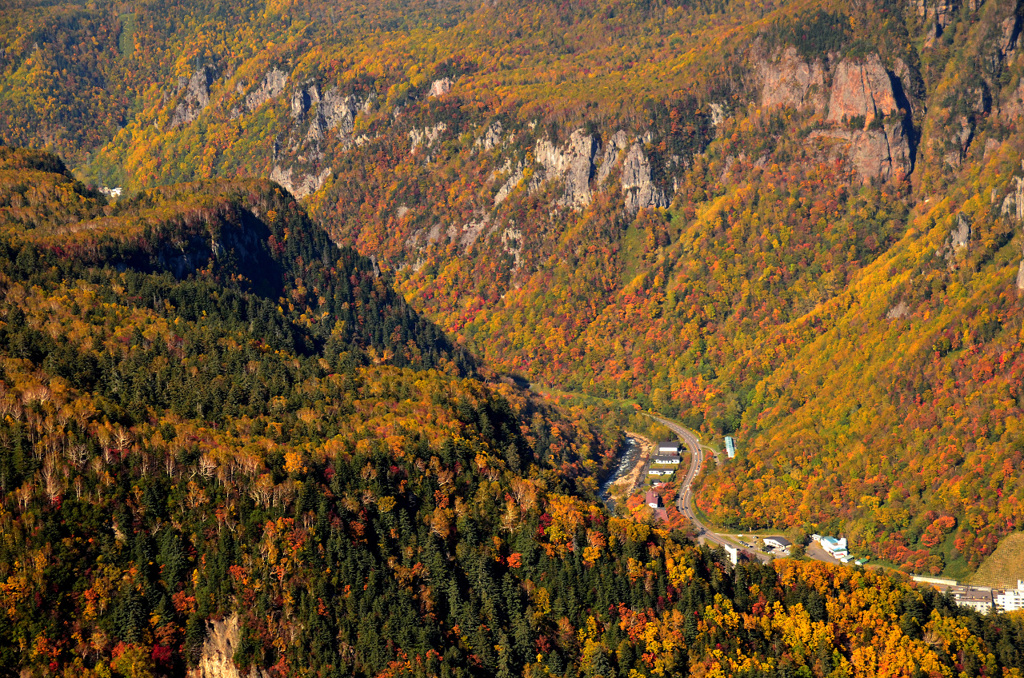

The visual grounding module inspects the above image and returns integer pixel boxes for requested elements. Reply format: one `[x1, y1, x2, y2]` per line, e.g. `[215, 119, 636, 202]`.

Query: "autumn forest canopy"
[3, 0, 1024, 675]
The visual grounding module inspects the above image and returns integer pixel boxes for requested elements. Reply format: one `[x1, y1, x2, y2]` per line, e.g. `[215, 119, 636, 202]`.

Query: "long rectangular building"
[950, 586, 993, 615]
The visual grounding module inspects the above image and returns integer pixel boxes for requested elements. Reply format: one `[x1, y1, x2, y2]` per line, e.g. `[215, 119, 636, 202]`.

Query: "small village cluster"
[647, 440, 682, 476]
[636, 436, 1023, 614]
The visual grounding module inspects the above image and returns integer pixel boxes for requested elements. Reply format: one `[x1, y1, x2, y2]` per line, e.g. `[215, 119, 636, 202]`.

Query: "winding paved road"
[649, 415, 770, 563]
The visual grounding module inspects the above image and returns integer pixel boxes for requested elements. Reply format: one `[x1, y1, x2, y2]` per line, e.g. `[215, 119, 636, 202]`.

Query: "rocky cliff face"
[621, 143, 667, 213]
[826, 54, 900, 125]
[476, 121, 503, 151]
[1000, 171, 1024, 290]
[808, 54, 913, 183]
[290, 81, 320, 122]
[811, 121, 912, 183]
[530, 129, 599, 208]
[189, 613, 268, 678]
[494, 160, 524, 205]
[321, 90, 366, 134]
[304, 89, 367, 146]
[596, 130, 630, 184]
[752, 47, 913, 184]
[1001, 175, 1024, 222]
[758, 46, 827, 112]
[558, 130, 599, 208]
[409, 122, 448, 152]
[270, 165, 331, 199]
[939, 212, 972, 269]
[170, 65, 216, 129]
[428, 77, 453, 98]
[235, 68, 288, 116]
[917, 0, 962, 41]
[490, 129, 667, 213]
[1000, 79, 1024, 119]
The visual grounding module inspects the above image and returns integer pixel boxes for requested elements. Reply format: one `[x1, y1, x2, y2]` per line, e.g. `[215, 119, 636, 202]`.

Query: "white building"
[820, 536, 848, 558]
[652, 455, 681, 465]
[658, 441, 681, 454]
[994, 581, 1024, 613]
[763, 536, 791, 550]
[723, 544, 738, 566]
[951, 586, 993, 615]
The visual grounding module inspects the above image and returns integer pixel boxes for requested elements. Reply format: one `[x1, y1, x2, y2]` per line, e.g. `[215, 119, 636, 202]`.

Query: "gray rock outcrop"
[950, 213, 971, 250]
[559, 131, 600, 208]
[531, 129, 600, 208]
[941, 213, 971, 268]
[597, 130, 630, 184]
[999, 11, 1021, 61]
[621, 144, 667, 213]
[302, 89, 366, 146]
[169, 65, 216, 129]
[476, 121, 503, 151]
[943, 116, 974, 168]
[1003, 76, 1024, 119]
[885, 301, 911, 320]
[917, 0, 960, 41]
[428, 77, 453, 98]
[237, 68, 288, 115]
[270, 165, 331, 199]
[1001, 172, 1024, 291]
[1001, 175, 1024, 222]
[409, 122, 447, 151]
[494, 160, 525, 205]
[290, 81, 320, 121]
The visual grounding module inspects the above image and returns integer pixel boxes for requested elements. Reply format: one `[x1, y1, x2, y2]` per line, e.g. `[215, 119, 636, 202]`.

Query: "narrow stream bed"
[598, 434, 643, 510]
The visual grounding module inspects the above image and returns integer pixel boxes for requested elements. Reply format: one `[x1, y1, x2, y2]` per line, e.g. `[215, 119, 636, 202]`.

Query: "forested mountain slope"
[2, 145, 1024, 678]
[3, 0, 1024, 576]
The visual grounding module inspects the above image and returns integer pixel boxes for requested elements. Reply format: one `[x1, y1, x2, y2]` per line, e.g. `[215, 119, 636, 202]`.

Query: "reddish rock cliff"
[826, 54, 900, 125]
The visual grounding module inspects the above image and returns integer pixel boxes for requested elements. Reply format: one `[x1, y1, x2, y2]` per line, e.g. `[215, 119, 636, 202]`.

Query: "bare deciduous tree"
[64, 443, 88, 468]
[17, 484, 33, 511]
[113, 427, 132, 452]
[198, 454, 217, 479]
[42, 454, 63, 502]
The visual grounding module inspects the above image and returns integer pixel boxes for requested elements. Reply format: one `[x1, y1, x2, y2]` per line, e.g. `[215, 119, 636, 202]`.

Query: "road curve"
[649, 415, 769, 563]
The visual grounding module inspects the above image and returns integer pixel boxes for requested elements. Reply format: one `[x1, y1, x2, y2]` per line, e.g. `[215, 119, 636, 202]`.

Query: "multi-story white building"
[994, 581, 1024, 613]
